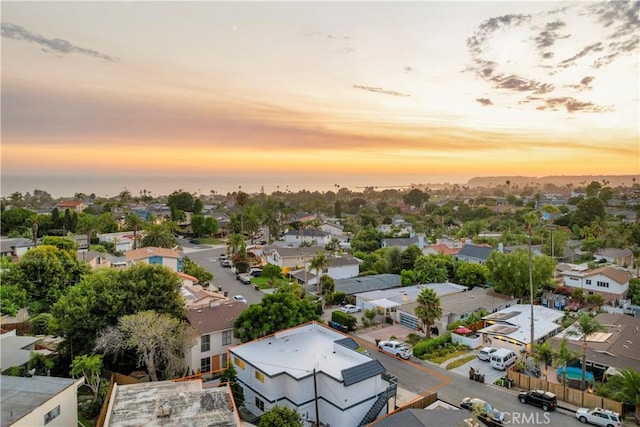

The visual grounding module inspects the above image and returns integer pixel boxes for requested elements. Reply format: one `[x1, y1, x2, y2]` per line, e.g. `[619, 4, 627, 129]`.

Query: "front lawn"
[446, 355, 477, 370]
[425, 348, 472, 365]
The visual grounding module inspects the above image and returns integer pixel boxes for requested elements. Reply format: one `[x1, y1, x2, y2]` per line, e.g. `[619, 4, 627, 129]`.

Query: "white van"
[489, 348, 518, 371]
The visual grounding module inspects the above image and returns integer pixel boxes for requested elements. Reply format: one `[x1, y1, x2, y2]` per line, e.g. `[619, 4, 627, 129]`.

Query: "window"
[221, 352, 228, 369]
[44, 405, 60, 425]
[222, 330, 232, 346]
[255, 397, 265, 411]
[460, 313, 469, 320]
[201, 334, 211, 352]
[234, 357, 246, 369]
[597, 281, 609, 288]
[255, 371, 265, 383]
[586, 279, 591, 285]
[200, 357, 211, 373]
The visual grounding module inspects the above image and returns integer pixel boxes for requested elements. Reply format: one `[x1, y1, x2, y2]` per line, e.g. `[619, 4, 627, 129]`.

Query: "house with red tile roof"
[55, 200, 85, 213]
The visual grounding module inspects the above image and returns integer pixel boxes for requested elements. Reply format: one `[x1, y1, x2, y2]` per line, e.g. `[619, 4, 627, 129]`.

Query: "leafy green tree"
[40, 236, 78, 251]
[350, 226, 382, 253]
[0, 284, 28, 316]
[191, 214, 207, 237]
[334, 199, 342, 218]
[262, 264, 283, 281]
[553, 337, 579, 395]
[182, 256, 213, 283]
[486, 249, 554, 298]
[258, 406, 303, 427]
[233, 292, 320, 342]
[70, 354, 104, 399]
[76, 213, 102, 249]
[227, 234, 245, 255]
[455, 261, 489, 287]
[2, 245, 88, 312]
[52, 264, 185, 356]
[414, 255, 448, 284]
[414, 288, 442, 338]
[403, 189, 429, 208]
[220, 363, 244, 407]
[95, 310, 196, 381]
[319, 274, 335, 307]
[204, 217, 219, 236]
[566, 313, 605, 390]
[167, 190, 195, 212]
[28, 313, 54, 335]
[141, 223, 176, 248]
[585, 181, 602, 197]
[400, 245, 422, 271]
[0, 207, 35, 235]
[572, 197, 606, 228]
[385, 247, 402, 274]
[193, 198, 204, 215]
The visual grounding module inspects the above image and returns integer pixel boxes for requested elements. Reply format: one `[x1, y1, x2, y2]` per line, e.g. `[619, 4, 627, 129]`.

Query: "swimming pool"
[557, 366, 595, 388]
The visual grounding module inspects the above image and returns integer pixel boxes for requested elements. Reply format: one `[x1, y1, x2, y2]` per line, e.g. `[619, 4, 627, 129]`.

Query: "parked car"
[460, 397, 505, 425]
[340, 304, 362, 314]
[518, 390, 557, 411]
[377, 340, 412, 359]
[221, 260, 232, 268]
[233, 295, 247, 304]
[478, 346, 498, 361]
[249, 268, 262, 277]
[575, 408, 622, 427]
[219, 253, 228, 260]
[189, 238, 200, 244]
[239, 273, 252, 285]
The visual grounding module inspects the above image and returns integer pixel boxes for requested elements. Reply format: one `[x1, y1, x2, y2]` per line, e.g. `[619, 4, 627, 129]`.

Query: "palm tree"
[125, 213, 146, 250]
[566, 313, 605, 390]
[141, 224, 175, 248]
[532, 341, 554, 373]
[309, 251, 330, 293]
[523, 211, 539, 356]
[414, 288, 442, 339]
[603, 368, 640, 423]
[553, 337, 579, 400]
[227, 233, 245, 256]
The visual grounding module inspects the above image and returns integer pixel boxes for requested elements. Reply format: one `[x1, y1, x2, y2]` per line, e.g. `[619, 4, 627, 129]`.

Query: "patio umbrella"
[455, 327, 473, 334]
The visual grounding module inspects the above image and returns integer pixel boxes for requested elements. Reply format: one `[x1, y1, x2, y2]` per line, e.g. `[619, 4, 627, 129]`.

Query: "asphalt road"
[185, 245, 583, 426]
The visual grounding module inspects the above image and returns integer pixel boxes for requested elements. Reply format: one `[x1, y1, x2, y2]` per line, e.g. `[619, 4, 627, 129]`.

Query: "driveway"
[449, 355, 505, 385]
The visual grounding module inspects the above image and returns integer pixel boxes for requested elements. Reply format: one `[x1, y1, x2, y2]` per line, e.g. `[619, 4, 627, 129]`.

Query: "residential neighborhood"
[1, 177, 639, 427]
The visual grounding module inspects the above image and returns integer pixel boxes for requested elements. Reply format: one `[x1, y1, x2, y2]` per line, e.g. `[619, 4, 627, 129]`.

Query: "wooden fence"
[507, 370, 623, 413]
[96, 372, 143, 427]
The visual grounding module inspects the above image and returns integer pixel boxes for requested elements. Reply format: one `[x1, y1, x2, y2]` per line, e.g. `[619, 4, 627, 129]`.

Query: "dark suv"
[518, 390, 557, 411]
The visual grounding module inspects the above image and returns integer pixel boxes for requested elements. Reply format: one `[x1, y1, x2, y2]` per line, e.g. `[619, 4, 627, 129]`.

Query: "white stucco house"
[283, 229, 331, 246]
[559, 265, 631, 303]
[229, 322, 396, 427]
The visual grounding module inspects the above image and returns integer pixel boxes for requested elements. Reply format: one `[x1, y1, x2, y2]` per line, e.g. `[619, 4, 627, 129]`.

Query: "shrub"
[331, 311, 357, 331]
[413, 333, 451, 358]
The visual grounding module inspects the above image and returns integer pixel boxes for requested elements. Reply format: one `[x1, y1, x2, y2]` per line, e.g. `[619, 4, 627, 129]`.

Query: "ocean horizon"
[0, 174, 471, 199]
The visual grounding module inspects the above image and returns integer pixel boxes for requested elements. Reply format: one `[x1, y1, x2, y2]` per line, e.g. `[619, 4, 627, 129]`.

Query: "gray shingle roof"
[335, 274, 401, 295]
[457, 244, 494, 261]
[341, 359, 386, 386]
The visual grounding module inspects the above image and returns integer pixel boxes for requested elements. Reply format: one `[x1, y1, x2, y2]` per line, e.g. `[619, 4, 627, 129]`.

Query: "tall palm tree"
[414, 288, 442, 339]
[141, 224, 175, 248]
[566, 313, 605, 390]
[309, 251, 330, 293]
[523, 211, 539, 356]
[125, 213, 146, 250]
[532, 341, 554, 372]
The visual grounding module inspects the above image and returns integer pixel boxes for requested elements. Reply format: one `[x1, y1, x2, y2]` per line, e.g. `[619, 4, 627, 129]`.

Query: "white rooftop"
[355, 282, 467, 304]
[479, 304, 564, 345]
[230, 322, 371, 380]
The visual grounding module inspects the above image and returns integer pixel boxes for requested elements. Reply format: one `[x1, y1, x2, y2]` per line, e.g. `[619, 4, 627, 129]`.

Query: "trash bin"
[507, 379, 513, 389]
[479, 374, 485, 384]
[218, 285, 223, 292]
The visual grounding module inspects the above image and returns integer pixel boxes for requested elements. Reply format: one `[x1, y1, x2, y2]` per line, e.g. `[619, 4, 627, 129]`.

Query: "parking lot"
[450, 353, 512, 385]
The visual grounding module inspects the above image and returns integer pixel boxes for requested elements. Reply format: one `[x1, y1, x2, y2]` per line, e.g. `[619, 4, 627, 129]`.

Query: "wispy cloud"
[352, 85, 410, 97]
[476, 98, 493, 106]
[536, 97, 613, 113]
[1, 23, 118, 62]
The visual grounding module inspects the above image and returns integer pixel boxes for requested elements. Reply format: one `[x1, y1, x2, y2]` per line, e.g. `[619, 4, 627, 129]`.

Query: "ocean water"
[1, 173, 460, 199]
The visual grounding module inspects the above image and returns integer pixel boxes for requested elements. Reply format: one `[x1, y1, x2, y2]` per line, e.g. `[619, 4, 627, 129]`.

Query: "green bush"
[413, 333, 451, 358]
[331, 311, 357, 331]
[330, 292, 347, 306]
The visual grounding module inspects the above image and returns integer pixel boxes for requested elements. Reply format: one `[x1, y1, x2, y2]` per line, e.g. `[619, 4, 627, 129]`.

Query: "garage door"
[399, 312, 419, 330]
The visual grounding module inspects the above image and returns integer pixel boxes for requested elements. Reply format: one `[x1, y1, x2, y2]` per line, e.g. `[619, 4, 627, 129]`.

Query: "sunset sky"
[1, 1, 639, 193]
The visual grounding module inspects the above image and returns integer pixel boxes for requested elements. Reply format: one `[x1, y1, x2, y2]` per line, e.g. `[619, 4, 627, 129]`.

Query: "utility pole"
[313, 368, 320, 427]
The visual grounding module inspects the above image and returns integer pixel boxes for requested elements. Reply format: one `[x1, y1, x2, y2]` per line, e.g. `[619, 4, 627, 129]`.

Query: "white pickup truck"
[377, 340, 412, 359]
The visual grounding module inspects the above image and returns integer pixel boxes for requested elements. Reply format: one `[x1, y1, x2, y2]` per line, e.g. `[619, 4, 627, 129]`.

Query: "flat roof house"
[229, 322, 396, 427]
[103, 379, 240, 426]
[478, 304, 564, 352]
[1, 375, 84, 427]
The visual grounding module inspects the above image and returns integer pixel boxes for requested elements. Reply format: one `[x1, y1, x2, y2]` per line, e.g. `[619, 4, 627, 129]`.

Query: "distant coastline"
[1, 174, 636, 199]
